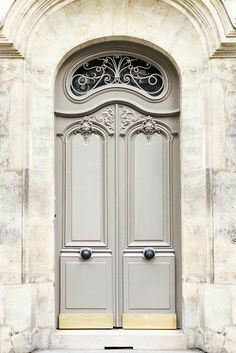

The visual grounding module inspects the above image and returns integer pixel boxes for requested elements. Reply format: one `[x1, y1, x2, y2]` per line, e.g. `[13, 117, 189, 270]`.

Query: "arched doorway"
[55, 41, 181, 330]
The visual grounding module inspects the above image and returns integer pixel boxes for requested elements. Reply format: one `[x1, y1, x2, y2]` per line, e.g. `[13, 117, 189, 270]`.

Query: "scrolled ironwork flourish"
[70, 55, 165, 98]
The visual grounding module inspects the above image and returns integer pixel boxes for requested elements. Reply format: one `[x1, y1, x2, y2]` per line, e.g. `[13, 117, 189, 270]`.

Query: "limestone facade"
[0, 1, 236, 352]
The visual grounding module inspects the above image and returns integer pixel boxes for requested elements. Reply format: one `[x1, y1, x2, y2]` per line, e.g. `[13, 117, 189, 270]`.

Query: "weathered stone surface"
[231, 285, 236, 326]
[204, 285, 231, 331]
[213, 171, 236, 284]
[4, 285, 35, 331]
[36, 283, 55, 329]
[25, 222, 54, 283]
[0, 326, 11, 353]
[0, 285, 5, 325]
[224, 327, 236, 353]
[0, 171, 22, 284]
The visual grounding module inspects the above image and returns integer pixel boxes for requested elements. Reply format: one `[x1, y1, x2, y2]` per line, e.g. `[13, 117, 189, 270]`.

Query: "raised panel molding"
[57, 105, 115, 249]
[120, 107, 176, 249]
[123, 254, 176, 317]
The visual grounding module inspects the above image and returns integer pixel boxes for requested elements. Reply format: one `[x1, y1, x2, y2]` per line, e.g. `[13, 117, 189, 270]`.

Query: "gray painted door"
[55, 104, 179, 329]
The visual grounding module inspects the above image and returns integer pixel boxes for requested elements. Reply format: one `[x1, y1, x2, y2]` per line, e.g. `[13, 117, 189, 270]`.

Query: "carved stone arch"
[1, 0, 236, 58]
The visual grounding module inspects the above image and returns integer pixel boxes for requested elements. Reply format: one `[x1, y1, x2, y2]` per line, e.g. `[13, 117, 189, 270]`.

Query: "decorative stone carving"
[91, 106, 114, 134]
[138, 116, 161, 140]
[119, 105, 141, 133]
[73, 117, 96, 141]
[57, 107, 115, 141]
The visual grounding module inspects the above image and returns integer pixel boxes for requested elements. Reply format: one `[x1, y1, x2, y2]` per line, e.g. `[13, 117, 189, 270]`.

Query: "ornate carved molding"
[119, 105, 140, 133]
[138, 117, 162, 140]
[73, 117, 96, 141]
[91, 106, 114, 134]
[56, 106, 115, 141]
[119, 105, 178, 139]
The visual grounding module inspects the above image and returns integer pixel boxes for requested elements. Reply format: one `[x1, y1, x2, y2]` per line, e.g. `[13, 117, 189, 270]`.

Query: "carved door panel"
[56, 105, 116, 329]
[118, 105, 177, 329]
[56, 104, 179, 329]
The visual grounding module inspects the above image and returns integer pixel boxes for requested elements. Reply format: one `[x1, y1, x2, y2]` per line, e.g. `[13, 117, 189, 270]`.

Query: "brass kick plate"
[123, 313, 177, 329]
[59, 314, 113, 329]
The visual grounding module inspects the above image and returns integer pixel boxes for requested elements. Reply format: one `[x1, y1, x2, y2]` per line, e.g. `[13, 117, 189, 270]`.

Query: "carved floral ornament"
[56, 106, 115, 141]
[138, 116, 162, 140]
[68, 55, 167, 100]
[73, 117, 96, 141]
[56, 106, 177, 142]
[118, 105, 177, 140]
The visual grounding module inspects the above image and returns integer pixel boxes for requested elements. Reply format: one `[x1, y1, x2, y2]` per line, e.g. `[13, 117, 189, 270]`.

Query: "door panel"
[64, 120, 110, 248]
[56, 103, 179, 329]
[123, 254, 175, 312]
[130, 131, 169, 245]
[123, 254, 176, 329]
[59, 254, 113, 328]
[70, 133, 104, 242]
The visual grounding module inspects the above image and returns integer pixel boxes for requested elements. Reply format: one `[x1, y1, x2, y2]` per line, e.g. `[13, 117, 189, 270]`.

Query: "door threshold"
[50, 329, 187, 350]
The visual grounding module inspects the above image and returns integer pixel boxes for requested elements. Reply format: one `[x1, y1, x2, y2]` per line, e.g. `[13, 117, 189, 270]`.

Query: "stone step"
[37, 351, 202, 353]
[49, 330, 188, 350]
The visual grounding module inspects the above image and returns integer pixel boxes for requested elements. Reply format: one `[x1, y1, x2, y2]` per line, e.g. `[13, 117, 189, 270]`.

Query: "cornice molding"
[211, 42, 236, 58]
[0, 33, 23, 58]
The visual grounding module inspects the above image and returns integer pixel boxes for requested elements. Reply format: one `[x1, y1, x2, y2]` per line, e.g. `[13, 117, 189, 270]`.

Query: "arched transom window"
[66, 54, 168, 101]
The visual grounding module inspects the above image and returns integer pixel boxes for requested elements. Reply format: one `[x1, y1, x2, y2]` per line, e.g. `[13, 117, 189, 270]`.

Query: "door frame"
[54, 40, 182, 329]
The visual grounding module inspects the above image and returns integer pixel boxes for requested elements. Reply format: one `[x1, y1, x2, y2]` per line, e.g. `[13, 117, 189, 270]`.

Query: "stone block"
[203, 285, 231, 332]
[0, 285, 5, 325]
[27, 169, 53, 219]
[36, 282, 55, 329]
[32, 328, 51, 350]
[0, 170, 22, 284]
[182, 282, 200, 329]
[182, 221, 209, 283]
[204, 329, 226, 353]
[231, 285, 236, 325]
[11, 330, 32, 353]
[0, 215, 22, 284]
[25, 222, 54, 282]
[5, 285, 34, 332]
[213, 171, 236, 284]
[0, 326, 11, 353]
[225, 327, 236, 353]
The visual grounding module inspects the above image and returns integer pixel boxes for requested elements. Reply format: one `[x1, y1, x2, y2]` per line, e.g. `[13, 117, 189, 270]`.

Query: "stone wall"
[0, 1, 236, 352]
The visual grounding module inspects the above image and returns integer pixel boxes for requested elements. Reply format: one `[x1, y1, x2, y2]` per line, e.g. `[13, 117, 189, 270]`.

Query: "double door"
[55, 104, 179, 329]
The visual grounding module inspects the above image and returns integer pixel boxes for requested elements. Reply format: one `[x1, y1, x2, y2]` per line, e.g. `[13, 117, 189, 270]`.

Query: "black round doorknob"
[80, 248, 92, 260]
[143, 248, 155, 260]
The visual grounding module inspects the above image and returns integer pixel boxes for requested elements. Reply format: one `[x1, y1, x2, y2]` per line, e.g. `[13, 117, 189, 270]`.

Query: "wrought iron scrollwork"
[70, 55, 166, 98]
